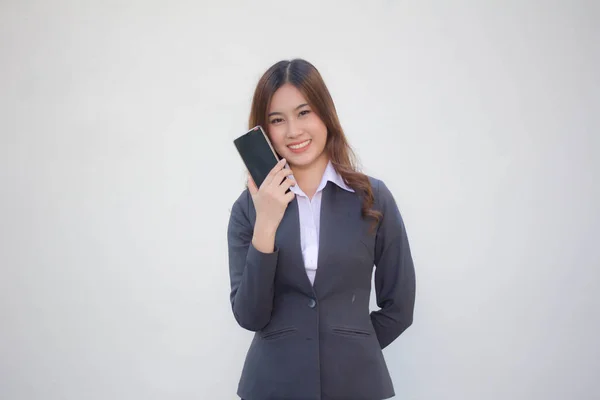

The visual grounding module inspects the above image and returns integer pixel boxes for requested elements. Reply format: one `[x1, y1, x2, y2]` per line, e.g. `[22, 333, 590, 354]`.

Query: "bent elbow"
[232, 303, 270, 332]
[234, 314, 269, 332]
[374, 310, 414, 349]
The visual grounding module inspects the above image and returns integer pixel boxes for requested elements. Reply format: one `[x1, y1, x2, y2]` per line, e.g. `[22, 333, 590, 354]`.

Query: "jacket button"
[308, 298, 317, 308]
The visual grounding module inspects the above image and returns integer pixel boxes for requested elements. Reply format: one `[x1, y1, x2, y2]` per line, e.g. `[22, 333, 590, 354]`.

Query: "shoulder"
[228, 188, 255, 228]
[231, 187, 251, 208]
[230, 187, 255, 215]
[365, 175, 408, 237]
[365, 175, 396, 211]
[227, 189, 257, 240]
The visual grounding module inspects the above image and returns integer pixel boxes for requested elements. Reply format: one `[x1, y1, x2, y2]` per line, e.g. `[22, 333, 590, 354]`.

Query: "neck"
[291, 154, 329, 199]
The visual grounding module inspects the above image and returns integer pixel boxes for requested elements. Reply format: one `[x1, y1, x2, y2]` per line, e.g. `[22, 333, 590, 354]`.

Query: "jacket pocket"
[261, 327, 297, 341]
[331, 326, 372, 338]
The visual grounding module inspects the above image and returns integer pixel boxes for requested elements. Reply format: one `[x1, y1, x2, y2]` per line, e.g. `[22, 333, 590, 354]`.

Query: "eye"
[299, 109, 311, 117]
[270, 118, 284, 124]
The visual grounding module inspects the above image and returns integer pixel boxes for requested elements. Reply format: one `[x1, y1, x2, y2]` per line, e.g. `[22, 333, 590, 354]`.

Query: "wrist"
[254, 218, 278, 237]
[252, 220, 277, 254]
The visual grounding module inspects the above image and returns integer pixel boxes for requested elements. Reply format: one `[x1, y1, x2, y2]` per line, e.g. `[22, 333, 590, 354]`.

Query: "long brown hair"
[248, 59, 382, 228]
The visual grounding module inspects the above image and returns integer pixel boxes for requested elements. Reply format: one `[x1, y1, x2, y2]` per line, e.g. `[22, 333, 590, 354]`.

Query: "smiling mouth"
[288, 139, 311, 150]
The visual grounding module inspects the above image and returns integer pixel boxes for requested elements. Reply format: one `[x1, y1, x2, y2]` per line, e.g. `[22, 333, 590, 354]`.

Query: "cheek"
[267, 128, 286, 150]
[309, 118, 328, 142]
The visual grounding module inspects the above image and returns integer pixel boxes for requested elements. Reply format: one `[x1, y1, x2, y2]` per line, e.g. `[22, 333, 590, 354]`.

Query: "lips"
[288, 139, 311, 150]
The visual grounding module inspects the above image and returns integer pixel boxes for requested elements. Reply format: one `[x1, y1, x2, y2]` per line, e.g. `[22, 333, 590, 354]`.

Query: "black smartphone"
[233, 125, 281, 189]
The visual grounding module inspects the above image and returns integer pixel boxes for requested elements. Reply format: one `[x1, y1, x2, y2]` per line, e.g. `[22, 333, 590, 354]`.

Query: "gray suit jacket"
[227, 177, 416, 400]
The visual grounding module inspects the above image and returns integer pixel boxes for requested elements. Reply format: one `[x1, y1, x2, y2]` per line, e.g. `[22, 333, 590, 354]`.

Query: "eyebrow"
[268, 103, 309, 117]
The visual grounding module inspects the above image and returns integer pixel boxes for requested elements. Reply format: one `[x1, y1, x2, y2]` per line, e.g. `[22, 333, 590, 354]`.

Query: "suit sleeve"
[227, 190, 278, 331]
[370, 179, 416, 349]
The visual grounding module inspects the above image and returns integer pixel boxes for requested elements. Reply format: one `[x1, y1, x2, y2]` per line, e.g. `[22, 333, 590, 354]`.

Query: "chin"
[287, 151, 326, 169]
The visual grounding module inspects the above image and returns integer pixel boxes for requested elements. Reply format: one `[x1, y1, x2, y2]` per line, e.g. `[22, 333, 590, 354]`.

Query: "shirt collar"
[289, 160, 355, 196]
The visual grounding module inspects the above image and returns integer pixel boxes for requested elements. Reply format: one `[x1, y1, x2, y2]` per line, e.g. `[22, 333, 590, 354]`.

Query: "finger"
[264, 158, 287, 185]
[247, 173, 258, 195]
[272, 167, 294, 188]
[279, 177, 297, 193]
[284, 190, 295, 203]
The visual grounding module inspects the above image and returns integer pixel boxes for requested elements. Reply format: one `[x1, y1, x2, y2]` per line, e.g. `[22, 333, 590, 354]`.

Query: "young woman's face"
[266, 83, 328, 169]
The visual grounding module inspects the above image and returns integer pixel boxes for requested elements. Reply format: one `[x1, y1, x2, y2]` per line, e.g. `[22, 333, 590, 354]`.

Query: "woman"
[227, 59, 416, 400]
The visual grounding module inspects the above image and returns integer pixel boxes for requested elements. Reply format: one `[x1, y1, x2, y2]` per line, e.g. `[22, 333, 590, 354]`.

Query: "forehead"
[268, 84, 307, 111]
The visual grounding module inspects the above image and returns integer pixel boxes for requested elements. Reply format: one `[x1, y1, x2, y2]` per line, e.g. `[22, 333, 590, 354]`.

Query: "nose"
[286, 119, 302, 139]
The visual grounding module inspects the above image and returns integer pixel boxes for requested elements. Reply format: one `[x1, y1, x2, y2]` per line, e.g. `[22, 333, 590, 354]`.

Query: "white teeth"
[289, 140, 311, 149]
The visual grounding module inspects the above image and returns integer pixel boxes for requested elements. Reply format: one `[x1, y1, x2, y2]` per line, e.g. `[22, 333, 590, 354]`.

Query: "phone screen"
[233, 126, 280, 188]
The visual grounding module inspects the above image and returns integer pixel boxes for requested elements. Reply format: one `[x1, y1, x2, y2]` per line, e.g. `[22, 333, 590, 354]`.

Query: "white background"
[1, 1, 599, 399]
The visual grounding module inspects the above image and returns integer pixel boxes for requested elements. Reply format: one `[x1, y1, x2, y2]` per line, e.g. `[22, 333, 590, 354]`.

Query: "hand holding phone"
[233, 126, 296, 245]
[248, 158, 296, 233]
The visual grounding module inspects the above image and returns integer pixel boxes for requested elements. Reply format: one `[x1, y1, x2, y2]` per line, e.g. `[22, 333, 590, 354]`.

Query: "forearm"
[370, 179, 417, 349]
[230, 212, 280, 331]
[251, 220, 277, 253]
[370, 302, 414, 349]
[231, 243, 278, 331]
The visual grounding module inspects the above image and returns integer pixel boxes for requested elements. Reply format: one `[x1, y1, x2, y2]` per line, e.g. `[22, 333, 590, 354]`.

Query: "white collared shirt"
[288, 161, 355, 285]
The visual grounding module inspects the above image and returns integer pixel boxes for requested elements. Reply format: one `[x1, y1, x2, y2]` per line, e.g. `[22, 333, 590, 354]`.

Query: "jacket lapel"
[276, 197, 315, 296]
[313, 182, 364, 294]
[314, 183, 341, 293]
[277, 183, 360, 296]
